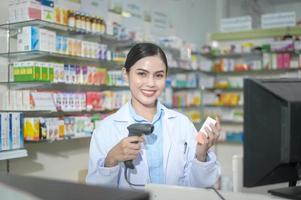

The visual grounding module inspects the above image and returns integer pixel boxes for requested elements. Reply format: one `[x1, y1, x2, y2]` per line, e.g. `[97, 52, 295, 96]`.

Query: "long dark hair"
[124, 43, 168, 73]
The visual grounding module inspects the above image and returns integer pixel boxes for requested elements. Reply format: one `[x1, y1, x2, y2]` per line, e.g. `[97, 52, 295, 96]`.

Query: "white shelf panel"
[0, 149, 28, 160]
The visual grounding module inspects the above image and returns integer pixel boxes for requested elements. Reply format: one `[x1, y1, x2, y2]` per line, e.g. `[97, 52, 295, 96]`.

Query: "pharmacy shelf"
[193, 51, 262, 59]
[0, 19, 131, 45]
[0, 51, 122, 68]
[171, 105, 201, 109]
[0, 109, 117, 118]
[115, 42, 181, 56]
[204, 87, 243, 92]
[0, 149, 28, 161]
[220, 120, 243, 125]
[203, 104, 243, 108]
[172, 86, 199, 90]
[5, 82, 128, 91]
[210, 26, 301, 41]
[25, 134, 91, 143]
[168, 67, 199, 74]
[201, 68, 301, 76]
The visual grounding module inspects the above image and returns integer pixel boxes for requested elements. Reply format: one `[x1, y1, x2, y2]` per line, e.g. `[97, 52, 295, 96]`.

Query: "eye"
[155, 73, 165, 79]
[137, 71, 147, 77]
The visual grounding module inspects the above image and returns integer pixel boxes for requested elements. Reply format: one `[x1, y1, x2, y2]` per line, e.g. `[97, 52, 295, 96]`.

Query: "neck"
[131, 100, 157, 122]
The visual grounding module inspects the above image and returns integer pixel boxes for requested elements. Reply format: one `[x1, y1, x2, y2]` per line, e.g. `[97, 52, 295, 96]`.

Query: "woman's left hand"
[196, 117, 221, 162]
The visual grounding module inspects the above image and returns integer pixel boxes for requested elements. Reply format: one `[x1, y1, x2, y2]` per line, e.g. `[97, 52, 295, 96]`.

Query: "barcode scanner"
[124, 123, 154, 169]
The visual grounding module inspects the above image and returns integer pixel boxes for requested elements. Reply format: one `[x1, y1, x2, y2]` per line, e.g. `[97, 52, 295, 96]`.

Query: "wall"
[224, 0, 301, 28]
[0, 0, 219, 183]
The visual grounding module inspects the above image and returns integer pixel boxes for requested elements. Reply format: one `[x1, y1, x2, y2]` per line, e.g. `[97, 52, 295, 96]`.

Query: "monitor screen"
[243, 78, 301, 192]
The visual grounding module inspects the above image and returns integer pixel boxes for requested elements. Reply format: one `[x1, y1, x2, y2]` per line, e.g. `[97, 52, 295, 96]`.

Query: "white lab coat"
[86, 102, 220, 189]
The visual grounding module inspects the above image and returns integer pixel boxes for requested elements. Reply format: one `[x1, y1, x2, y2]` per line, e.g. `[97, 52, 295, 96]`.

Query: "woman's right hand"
[104, 136, 144, 167]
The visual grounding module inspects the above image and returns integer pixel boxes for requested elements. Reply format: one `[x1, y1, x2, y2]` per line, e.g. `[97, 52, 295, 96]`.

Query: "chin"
[139, 97, 158, 107]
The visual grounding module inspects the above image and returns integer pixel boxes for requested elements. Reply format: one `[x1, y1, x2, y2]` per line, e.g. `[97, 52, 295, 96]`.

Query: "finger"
[209, 123, 218, 133]
[126, 154, 139, 161]
[138, 135, 145, 143]
[215, 116, 221, 130]
[204, 126, 211, 137]
[197, 132, 206, 144]
[127, 136, 143, 143]
[126, 149, 140, 156]
[202, 132, 209, 144]
[128, 142, 142, 150]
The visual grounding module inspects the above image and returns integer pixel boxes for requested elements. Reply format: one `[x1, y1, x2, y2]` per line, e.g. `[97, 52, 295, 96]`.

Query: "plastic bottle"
[68, 10, 75, 27]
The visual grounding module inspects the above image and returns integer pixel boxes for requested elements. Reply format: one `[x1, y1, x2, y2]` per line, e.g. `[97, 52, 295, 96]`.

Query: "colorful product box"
[24, 118, 40, 141]
[270, 40, 294, 52]
[10, 113, 24, 149]
[41, 5, 54, 22]
[262, 53, 272, 69]
[9, 0, 41, 23]
[17, 26, 39, 51]
[94, 68, 107, 85]
[0, 113, 10, 151]
[47, 63, 54, 82]
[86, 92, 103, 111]
[13, 61, 41, 82]
[40, 62, 49, 81]
[17, 26, 56, 52]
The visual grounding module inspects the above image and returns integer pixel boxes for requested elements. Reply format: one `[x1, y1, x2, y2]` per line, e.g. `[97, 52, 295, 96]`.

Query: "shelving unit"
[0, 19, 131, 45]
[5, 82, 128, 91]
[0, 51, 123, 68]
[196, 26, 301, 145]
[0, 19, 133, 150]
[0, 149, 28, 161]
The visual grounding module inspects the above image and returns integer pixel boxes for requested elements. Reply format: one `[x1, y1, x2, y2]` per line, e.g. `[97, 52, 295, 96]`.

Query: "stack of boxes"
[0, 112, 24, 151]
[9, 0, 54, 23]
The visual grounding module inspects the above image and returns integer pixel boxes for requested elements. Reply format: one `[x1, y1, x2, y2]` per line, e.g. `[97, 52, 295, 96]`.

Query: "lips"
[141, 89, 156, 97]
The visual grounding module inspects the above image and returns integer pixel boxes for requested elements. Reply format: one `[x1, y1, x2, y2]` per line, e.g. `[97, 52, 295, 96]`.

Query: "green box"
[13, 62, 41, 82]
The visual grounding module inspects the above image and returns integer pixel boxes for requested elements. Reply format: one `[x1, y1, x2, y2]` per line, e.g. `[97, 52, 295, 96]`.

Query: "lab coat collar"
[112, 101, 179, 122]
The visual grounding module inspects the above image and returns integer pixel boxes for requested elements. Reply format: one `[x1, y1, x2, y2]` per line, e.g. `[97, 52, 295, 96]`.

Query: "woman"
[86, 43, 221, 188]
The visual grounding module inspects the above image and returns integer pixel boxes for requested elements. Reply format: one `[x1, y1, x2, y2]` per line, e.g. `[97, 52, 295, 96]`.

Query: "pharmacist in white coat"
[86, 43, 221, 189]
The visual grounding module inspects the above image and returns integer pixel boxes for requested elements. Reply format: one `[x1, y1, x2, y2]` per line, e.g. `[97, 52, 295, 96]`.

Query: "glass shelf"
[194, 51, 262, 59]
[25, 134, 91, 143]
[0, 149, 28, 160]
[0, 50, 122, 68]
[168, 67, 199, 74]
[171, 105, 201, 109]
[4, 82, 128, 91]
[115, 43, 181, 55]
[220, 120, 243, 124]
[0, 109, 117, 118]
[203, 104, 243, 108]
[200, 68, 301, 76]
[204, 87, 243, 92]
[172, 86, 199, 90]
[0, 19, 132, 45]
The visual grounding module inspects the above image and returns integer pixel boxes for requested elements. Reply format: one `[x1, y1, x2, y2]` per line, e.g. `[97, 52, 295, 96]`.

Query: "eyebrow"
[135, 68, 165, 73]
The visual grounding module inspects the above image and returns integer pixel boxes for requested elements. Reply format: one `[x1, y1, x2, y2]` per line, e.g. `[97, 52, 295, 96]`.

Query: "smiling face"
[124, 55, 167, 110]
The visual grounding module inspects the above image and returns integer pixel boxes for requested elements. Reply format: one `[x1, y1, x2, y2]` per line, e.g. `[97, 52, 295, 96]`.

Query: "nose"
[146, 75, 155, 87]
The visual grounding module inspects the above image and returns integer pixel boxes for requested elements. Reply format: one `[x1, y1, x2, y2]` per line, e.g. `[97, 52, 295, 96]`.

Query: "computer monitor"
[243, 78, 301, 199]
[0, 173, 149, 200]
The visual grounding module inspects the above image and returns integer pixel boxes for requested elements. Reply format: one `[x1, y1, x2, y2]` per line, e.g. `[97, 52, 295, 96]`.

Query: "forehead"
[131, 56, 166, 71]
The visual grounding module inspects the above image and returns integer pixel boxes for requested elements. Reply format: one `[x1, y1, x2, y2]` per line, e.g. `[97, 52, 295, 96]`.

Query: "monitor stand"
[268, 183, 301, 200]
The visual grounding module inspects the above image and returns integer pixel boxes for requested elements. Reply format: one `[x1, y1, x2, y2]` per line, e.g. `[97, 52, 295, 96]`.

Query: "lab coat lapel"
[163, 109, 177, 182]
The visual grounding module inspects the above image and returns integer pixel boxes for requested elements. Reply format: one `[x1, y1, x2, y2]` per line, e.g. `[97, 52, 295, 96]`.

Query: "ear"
[122, 67, 129, 84]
